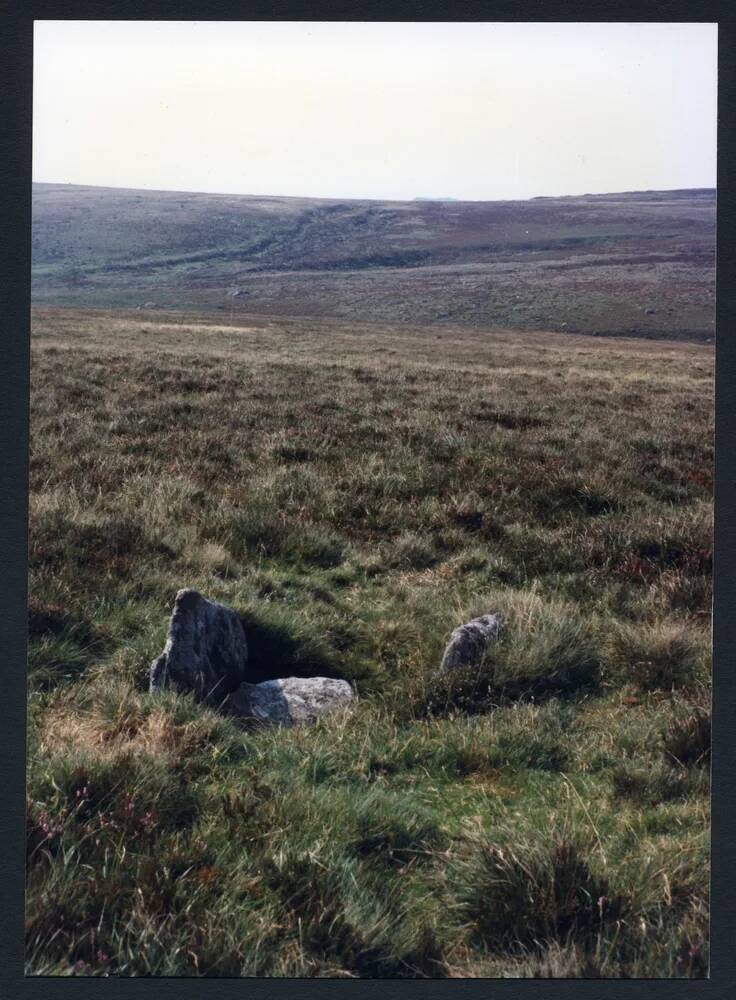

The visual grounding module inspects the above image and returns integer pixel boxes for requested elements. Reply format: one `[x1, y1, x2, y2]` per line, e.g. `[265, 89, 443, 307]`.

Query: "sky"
[33, 21, 717, 202]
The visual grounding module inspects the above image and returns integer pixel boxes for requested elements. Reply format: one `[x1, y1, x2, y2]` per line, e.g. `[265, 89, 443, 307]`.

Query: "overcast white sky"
[33, 21, 717, 201]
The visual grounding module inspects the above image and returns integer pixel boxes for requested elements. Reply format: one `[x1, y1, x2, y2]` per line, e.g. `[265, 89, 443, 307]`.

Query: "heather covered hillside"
[32, 184, 715, 341]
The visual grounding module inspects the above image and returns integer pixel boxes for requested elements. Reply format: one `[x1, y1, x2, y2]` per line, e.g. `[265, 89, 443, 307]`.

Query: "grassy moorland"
[26, 307, 712, 977]
[31, 184, 715, 341]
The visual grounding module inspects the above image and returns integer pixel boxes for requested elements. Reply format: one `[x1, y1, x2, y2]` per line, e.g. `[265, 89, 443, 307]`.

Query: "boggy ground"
[27, 307, 712, 977]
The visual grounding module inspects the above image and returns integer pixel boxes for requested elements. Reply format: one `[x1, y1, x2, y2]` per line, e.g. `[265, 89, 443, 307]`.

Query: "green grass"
[26, 309, 712, 977]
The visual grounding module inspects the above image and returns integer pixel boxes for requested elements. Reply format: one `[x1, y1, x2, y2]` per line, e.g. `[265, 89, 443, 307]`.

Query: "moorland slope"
[31, 184, 715, 340]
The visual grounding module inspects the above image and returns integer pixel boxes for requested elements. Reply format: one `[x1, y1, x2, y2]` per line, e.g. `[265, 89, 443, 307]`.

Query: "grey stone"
[226, 676, 354, 726]
[149, 589, 248, 701]
[439, 614, 502, 673]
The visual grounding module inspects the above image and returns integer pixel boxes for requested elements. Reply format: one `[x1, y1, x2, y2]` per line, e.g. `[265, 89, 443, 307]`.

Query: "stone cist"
[150, 589, 354, 726]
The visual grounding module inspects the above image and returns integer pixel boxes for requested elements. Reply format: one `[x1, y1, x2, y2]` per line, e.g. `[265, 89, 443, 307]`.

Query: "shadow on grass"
[420, 664, 601, 719]
[238, 612, 350, 683]
[27, 599, 113, 690]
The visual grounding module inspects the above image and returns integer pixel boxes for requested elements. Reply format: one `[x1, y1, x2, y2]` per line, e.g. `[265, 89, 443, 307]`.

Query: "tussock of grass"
[217, 503, 348, 568]
[611, 760, 709, 806]
[454, 831, 621, 952]
[351, 790, 448, 864]
[605, 621, 709, 692]
[662, 698, 711, 768]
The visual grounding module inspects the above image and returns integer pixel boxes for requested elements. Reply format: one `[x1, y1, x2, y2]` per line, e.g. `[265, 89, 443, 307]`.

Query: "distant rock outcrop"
[439, 614, 502, 673]
[149, 589, 249, 701]
[226, 676, 354, 726]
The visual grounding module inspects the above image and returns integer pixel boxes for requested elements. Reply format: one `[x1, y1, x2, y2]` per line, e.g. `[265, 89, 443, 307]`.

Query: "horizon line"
[31, 179, 718, 205]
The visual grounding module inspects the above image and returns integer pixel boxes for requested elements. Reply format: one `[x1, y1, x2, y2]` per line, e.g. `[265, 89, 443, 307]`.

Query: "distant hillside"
[31, 183, 716, 340]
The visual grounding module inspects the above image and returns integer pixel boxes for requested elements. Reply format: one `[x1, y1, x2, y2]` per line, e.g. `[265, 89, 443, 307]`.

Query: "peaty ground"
[26, 307, 712, 977]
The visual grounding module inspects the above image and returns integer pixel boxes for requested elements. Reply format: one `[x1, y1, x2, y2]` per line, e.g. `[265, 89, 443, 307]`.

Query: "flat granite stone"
[226, 676, 354, 726]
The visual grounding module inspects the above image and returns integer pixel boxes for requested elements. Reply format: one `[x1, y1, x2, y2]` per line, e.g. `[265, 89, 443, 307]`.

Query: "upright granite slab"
[149, 588, 249, 701]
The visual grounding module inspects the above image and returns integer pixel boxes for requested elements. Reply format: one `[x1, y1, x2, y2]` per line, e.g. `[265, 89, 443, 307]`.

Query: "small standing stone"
[439, 614, 502, 673]
[149, 589, 248, 701]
